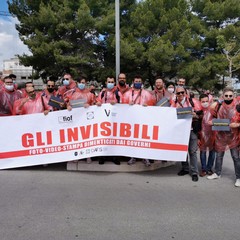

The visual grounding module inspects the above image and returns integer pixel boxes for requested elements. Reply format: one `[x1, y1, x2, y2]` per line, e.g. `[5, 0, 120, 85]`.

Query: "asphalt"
[0, 151, 239, 240]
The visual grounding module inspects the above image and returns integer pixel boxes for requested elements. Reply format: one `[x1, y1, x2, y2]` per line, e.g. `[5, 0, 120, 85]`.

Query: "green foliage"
[7, 0, 240, 89]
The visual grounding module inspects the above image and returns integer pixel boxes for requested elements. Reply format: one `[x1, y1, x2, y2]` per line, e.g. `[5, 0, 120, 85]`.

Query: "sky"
[0, 0, 30, 71]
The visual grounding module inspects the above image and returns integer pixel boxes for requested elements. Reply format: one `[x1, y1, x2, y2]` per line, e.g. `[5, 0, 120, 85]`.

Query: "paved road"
[0, 151, 239, 240]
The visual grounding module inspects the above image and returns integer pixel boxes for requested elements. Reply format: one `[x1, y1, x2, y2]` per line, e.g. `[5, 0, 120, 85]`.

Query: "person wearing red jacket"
[95, 76, 121, 165]
[14, 86, 48, 115]
[151, 76, 171, 105]
[171, 86, 202, 182]
[198, 93, 215, 177]
[66, 76, 95, 110]
[121, 75, 154, 106]
[96, 76, 121, 105]
[41, 79, 59, 113]
[0, 76, 22, 116]
[116, 73, 129, 100]
[207, 88, 240, 187]
[56, 73, 76, 99]
[122, 75, 154, 166]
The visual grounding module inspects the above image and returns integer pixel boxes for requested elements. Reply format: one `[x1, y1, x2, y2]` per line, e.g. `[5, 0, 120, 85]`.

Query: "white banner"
[0, 104, 192, 169]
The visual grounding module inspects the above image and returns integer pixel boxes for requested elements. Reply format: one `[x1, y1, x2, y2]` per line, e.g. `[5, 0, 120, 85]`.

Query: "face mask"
[133, 82, 142, 89]
[167, 87, 174, 93]
[63, 79, 70, 86]
[78, 83, 85, 90]
[47, 88, 54, 93]
[5, 85, 14, 91]
[119, 80, 125, 87]
[201, 102, 209, 108]
[107, 83, 115, 89]
[224, 99, 233, 105]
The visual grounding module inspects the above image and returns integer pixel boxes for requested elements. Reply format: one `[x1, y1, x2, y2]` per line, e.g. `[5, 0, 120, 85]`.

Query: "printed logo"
[104, 109, 111, 117]
[58, 115, 73, 123]
[104, 109, 117, 117]
[87, 111, 94, 120]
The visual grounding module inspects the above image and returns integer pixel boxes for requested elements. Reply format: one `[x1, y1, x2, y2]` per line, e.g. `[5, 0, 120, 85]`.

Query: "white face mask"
[5, 84, 14, 91]
[201, 102, 209, 108]
[167, 87, 174, 93]
[63, 79, 70, 86]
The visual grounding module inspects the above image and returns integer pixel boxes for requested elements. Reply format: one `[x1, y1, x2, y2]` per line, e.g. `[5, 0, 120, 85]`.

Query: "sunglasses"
[47, 85, 55, 88]
[176, 91, 185, 95]
[63, 78, 69, 81]
[224, 94, 233, 98]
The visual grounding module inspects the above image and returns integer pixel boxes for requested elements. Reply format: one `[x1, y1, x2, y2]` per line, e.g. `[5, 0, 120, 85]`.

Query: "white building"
[3, 56, 33, 81]
[3, 56, 43, 89]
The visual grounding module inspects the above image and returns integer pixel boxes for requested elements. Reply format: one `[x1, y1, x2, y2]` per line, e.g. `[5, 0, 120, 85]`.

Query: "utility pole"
[115, 0, 120, 83]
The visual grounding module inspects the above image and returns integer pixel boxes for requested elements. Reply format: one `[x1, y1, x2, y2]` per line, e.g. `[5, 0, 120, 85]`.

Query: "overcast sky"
[0, 1, 30, 71]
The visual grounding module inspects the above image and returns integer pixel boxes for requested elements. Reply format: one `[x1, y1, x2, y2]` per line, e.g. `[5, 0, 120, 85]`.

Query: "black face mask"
[119, 80, 125, 87]
[224, 99, 233, 105]
[47, 88, 54, 93]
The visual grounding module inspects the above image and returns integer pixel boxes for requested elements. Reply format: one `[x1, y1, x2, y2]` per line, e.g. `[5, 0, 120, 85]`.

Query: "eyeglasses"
[47, 85, 55, 88]
[176, 91, 185, 95]
[224, 94, 233, 98]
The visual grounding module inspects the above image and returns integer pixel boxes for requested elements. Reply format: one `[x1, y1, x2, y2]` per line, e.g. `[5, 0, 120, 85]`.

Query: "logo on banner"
[87, 111, 94, 120]
[58, 115, 73, 123]
[104, 109, 110, 117]
[104, 109, 117, 117]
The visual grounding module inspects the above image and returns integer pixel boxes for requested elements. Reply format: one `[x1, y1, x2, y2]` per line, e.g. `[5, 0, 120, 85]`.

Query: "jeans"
[215, 147, 240, 179]
[181, 131, 199, 175]
[200, 150, 215, 172]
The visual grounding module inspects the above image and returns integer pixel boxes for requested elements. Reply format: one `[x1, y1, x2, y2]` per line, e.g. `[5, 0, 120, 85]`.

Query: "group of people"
[0, 71, 240, 187]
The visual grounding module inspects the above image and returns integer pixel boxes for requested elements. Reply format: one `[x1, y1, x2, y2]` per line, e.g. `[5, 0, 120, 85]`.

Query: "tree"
[190, 0, 240, 89]
[8, 0, 137, 81]
[8, 0, 240, 90]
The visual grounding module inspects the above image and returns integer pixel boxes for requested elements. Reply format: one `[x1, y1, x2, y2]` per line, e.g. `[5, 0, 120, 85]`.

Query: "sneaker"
[142, 159, 151, 167]
[207, 170, 213, 175]
[127, 158, 136, 165]
[199, 170, 207, 177]
[234, 179, 240, 187]
[192, 175, 198, 182]
[177, 169, 189, 176]
[207, 173, 221, 180]
[86, 157, 92, 164]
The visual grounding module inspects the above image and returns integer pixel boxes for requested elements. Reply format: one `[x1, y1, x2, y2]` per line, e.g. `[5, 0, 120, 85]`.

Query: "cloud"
[0, 17, 31, 70]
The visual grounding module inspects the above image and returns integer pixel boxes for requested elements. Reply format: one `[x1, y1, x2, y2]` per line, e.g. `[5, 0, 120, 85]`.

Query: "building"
[2, 56, 43, 90]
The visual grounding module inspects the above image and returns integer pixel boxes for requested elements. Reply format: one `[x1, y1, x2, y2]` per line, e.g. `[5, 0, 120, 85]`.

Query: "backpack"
[101, 89, 120, 103]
